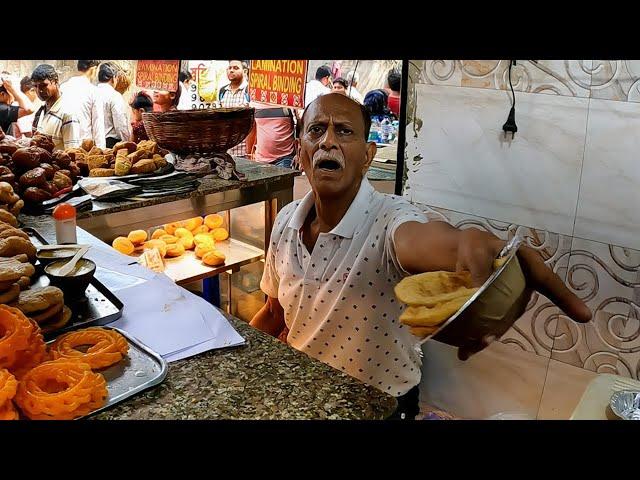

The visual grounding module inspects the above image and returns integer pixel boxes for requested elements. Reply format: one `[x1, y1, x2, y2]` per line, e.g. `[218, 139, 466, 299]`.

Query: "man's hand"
[396, 222, 592, 360]
[454, 228, 592, 359]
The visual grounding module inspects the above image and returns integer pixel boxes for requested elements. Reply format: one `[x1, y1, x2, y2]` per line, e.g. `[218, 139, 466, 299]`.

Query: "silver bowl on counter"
[609, 390, 640, 420]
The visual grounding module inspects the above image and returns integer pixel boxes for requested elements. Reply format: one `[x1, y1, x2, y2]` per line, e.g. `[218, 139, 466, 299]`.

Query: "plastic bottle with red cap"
[52, 203, 77, 244]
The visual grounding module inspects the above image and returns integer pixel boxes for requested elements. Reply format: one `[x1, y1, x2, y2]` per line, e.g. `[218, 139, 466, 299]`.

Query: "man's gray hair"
[345, 71, 359, 86]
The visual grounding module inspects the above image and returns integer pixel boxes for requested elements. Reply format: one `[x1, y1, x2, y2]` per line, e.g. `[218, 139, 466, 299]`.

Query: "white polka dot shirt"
[261, 178, 429, 396]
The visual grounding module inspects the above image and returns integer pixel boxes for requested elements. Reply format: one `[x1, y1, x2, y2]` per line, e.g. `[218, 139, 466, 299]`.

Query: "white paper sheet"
[163, 289, 245, 362]
[109, 276, 216, 356]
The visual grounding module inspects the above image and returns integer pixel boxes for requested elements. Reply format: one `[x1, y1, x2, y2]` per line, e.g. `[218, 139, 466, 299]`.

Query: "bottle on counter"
[368, 117, 381, 143]
[380, 118, 392, 144]
[53, 203, 77, 244]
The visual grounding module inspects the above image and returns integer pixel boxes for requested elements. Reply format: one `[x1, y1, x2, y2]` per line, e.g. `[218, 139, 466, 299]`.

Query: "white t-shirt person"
[60, 75, 105, 148]
[304, 79, 330, 107]
[260, 177, 429, 396]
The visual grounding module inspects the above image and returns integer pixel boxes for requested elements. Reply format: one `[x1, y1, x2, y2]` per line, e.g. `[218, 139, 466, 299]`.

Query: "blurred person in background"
[97, 62, 131, 148]
[60, 60, 105, 147]
[364, 89, 394, 123]
[345, 70, 364, 104]
[129, 91, 154, 143]
[332, 77, 348, 95]
[0, 74, 34, 135]
[304, 65, 331, 106]
[219, 60, 251, 157]
[177, 70, 194, 111]
[385, 69, 401, 118]
[15, 76, 41, 138]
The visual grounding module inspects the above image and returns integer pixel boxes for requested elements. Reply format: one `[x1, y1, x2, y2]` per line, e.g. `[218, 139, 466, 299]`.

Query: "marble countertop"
[18, 215, 397, 420]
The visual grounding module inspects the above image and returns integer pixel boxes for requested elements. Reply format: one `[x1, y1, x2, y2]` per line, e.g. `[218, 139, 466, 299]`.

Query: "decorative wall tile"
[574, 98, 640, 250]
[590, 60, 640, 103]
[551, 237, 640, 380]
[406, 84, 587, 236]
[415, 60, 592, 98]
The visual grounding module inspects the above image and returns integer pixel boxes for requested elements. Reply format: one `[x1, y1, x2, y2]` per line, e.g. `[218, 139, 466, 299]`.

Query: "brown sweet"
[152, 154, 167, 169]
[19, 167, 47, 188]
[12, 146, 50, 170]
[130, 158, 157, 174]
[0, 284, 20, 304]
[31, 133, 55, 153]
[113, 141, 137, 154]
[9, 200, 24, 217]
[0, 259, 35, 281]
[0, 236, 36, 260]
[22, 187, 52, 203]
[52, 171, 72, 190]
[88, 146, 103, 156]
[89, 168, 115, 177]
[52, 151, 72, 169]
[0, 141, 19, 156]
[39, 163, 55, 180]
[137, 140, 158, 154]
[10, 286, 64, 315]
[86, 155, 108, 171]
[0, 228, 29, 240]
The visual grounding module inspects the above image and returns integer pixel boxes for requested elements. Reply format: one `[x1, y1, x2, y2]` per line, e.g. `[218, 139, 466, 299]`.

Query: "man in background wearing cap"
[96, 62, 131, 148]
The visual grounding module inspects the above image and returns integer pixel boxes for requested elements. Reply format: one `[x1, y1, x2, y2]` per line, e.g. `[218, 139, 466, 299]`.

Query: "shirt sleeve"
[384, 200, 429, 276]
[260, 238, 280, 299]
[113, 95, 132, 142]
[91, 91, 106, 148]
[61, 115, 81, 149]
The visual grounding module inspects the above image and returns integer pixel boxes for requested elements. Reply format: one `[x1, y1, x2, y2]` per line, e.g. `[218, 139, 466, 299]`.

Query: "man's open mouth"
[315, 159, 343, 171]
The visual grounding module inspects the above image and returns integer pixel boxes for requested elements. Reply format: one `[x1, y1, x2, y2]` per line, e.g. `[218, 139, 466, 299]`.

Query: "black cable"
[348, 60, 360, 98]
[508, 60, 515, 108]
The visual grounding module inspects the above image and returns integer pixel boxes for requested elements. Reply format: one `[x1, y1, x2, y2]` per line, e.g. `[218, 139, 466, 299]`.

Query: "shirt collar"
[288, 177, 375, 239]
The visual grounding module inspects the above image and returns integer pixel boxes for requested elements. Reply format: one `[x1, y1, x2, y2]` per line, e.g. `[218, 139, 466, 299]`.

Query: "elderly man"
[250, 93, 591, 419]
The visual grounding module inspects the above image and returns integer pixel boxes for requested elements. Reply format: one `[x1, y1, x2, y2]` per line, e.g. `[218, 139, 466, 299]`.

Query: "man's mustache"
[312, 150, 345, 169]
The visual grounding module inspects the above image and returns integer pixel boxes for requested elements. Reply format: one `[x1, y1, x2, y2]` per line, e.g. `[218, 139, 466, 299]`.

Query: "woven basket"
[142, 107, 255, 156]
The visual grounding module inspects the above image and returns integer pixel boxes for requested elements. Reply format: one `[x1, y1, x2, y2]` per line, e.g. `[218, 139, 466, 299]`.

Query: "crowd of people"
[0, 60, 401, 168]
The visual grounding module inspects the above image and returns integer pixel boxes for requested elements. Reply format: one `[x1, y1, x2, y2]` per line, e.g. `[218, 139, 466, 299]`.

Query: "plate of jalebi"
[0, 313, 167, 420]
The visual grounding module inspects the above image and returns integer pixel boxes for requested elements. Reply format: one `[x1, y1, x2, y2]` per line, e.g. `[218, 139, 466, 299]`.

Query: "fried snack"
[11, 286, 64, 315]
[174, 228, 194, 250]
[89, 168, 115, 177]
[0, 401, 19, 420]
[194, 233, 215, 249]
[86, 154, 109, 171]
[88, 146, 103, 156]
[211, 227, 229, 241]
[50, 327, 129, 370]
[399, 296, 472, 327]
[0, 253, 28, 263]
[0, 304, 35, 369]
[151, 229, 167, 240]
[113, 141, 137, 154]
[30, 302, 64, 324]
[17, 276, 30, 290]
[112, 236, 135, 255]
[143, 239, 167, 257]
[115, 148, 129, 158]
[191, 225, 209, 235]
[127, 230, 148, 246]
[0, 284, 20, 304]
[137, 140, 158, 153]
[41, 306, 72, 335]
[81, 139, 95, 152]
[0, 228, 30, 240]
[11, 317, 47, 379]
[204, 214, 224, 230]
[0, 368, 17, 405]
[394, 271, 478, 308]
[14, 359, 108, 420]
[130, 158, 157, 174]
[202, 249, 225, 266]
[0, 236, 36, 261]
[165, 242, 185, 258]
[0, 259, 35, 282]
[164, 222, 181, 235]
[10, 199, 25, 217]
[0, 182, 15, 204]
[114, 156, 132, 176]
[0, 222, 17, 234]
[159, 234, 178, 245]
[195, 244, 213, 259]
[0, 209, 17, 227]
[182, 217, 203, 231]
[152, 154, 167, 169]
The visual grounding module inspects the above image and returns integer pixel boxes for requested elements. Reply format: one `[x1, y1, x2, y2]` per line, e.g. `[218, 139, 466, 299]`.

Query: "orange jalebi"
[0, 305, 36, 369]
[0, 368, 17, 405]
[50, 328, 129, 370]
[11, 322, 48, 379]
[0, 400, 19, 420]
[14, 359, 108, 420]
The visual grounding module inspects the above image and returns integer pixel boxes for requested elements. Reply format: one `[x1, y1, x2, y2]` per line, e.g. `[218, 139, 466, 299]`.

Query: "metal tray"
[22, 227, 124, 340]
[46, 326, 169, 419]
[418, 235, 524, 347]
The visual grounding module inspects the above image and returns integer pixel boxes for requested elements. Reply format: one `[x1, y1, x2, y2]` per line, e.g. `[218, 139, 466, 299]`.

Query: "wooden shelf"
[133, 238, 264, 285]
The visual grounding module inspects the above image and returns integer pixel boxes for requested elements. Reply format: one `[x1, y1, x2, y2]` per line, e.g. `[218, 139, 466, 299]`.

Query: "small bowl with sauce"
[44, 258, 96, 300]
[36, 246, 83, 268]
